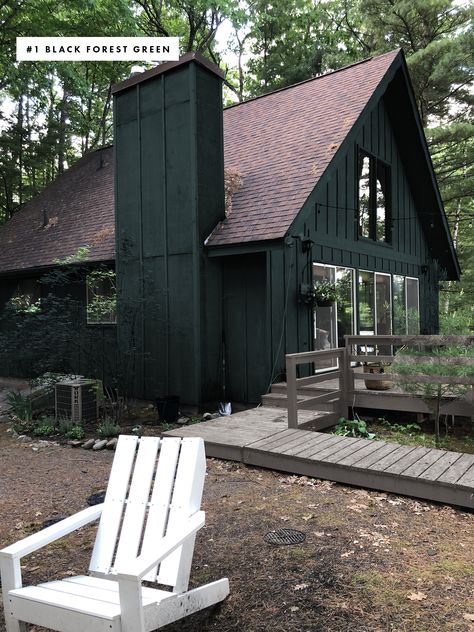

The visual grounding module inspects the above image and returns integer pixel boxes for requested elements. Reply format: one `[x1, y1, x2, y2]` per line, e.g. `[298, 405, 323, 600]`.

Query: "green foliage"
[65, 425, 85, 440]
[6, 391, 33, 421]
[379, 419, 421, 435]
[439, 308, 473, 335]
[97, 419, 121, 438]
[392, 342, 474, 442]
[57, 417, 85, 439]
[334, 416, 376, 439]
[33, 420, 56, 436]
[53, 246, 91, 266]
[86, 269, 117, 324]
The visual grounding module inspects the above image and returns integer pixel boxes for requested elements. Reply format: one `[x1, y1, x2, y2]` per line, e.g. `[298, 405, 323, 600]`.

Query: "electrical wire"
[316, 202, 473, 224]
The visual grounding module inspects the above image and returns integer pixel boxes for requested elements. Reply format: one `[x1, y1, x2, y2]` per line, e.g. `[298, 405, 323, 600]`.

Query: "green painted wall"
[253, 91, 442, 389]
[114, 60, 225, 405]
[222, 253, 268, 403]
[0, 269, 117, 382]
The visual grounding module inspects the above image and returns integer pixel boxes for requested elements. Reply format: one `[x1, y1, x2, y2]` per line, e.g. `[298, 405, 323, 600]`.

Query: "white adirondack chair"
[0, 435, 229, 632]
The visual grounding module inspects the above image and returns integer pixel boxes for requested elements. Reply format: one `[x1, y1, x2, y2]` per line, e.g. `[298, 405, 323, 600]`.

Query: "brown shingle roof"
[208, 49, 400, 246]
[0, 50, 400, 273]
[0, 147, 115, 275]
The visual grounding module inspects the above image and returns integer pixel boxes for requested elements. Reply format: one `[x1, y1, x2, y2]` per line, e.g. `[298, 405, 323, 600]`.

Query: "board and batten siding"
[114, 60, 225, 405]
[264, 95, 440, 387]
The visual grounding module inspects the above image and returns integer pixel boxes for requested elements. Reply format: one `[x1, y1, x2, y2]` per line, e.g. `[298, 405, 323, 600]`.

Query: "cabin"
[0, 50, 460, 407]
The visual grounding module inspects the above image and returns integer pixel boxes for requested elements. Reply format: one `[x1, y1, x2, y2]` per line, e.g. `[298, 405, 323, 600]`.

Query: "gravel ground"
[0, 422, 473, 632]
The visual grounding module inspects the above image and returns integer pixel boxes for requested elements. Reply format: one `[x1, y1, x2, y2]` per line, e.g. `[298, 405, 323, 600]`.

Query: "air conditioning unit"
[55, 378, 99, 423]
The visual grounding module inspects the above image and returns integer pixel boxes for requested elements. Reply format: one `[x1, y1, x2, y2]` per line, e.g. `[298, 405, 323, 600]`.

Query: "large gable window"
[358, 149, 391, 243]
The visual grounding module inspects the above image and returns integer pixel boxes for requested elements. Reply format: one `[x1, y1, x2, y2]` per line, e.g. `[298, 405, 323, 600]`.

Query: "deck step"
[270, 382, 332, 397]
[262, 391, 339, 411]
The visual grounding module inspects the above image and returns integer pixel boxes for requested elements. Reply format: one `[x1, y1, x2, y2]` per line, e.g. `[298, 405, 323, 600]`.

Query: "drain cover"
[264, 528, 306, 545]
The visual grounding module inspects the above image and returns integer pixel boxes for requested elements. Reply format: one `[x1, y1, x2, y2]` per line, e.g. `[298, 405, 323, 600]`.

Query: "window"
[406, 277, 420, 334]
[393, 275, 420, 334]
[86, 271, 117, 324]
[358, 149, 391, 243]
[357, 271, 392, 337]
[10, 278, 41, 313]
[313, 264, 355, 370]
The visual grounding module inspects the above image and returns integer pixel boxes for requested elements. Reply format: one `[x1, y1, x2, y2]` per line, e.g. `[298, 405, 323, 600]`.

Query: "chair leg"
[118, 577, 146, 632]
[0, 558, 26, 632]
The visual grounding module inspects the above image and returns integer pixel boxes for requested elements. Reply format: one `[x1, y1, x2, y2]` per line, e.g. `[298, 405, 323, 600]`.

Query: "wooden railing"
[286, 335, 474, 428]
[286, 348, 346, 429]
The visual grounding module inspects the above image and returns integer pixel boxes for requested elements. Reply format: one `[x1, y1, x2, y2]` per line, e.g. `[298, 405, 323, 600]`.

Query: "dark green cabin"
[0, 50, 459, 408]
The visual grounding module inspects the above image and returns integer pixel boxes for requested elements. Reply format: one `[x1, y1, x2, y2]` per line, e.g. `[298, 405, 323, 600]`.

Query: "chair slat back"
[155, 437, 206, 588]
[140, 438, 181, 581]
[88, 435, 206, 591]
[89, 435, 139, 574]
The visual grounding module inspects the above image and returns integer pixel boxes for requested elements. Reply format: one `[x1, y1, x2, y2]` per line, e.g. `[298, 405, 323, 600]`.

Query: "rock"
[87, 491, 106, 506]
[68, 440, 83, 448]
[82, 438, 95, 450]
[177, 416, 189, 425]
[93, 439, 108, 451]
[202, 412, 213, 420]
[17, 435, 32, 443]
[106, 438, 118, 450]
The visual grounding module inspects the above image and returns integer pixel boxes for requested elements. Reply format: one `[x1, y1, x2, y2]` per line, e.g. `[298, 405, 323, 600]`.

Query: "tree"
[392, 337, 474, 443]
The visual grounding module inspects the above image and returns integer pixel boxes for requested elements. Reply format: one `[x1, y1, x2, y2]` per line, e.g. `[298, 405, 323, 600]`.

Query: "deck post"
[286, 356, 298, 429]
[343, 337, 353, 418]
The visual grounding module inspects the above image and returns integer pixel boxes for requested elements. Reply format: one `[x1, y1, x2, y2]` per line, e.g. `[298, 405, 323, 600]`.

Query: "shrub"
[6, 391, 33, 421]
[97, 419, 121, 438]
[334, 416, 376, 439]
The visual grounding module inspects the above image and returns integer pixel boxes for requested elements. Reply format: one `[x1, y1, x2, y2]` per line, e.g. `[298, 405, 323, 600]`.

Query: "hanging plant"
[300, 278, 350, 307]
[313, 280, 339, 306]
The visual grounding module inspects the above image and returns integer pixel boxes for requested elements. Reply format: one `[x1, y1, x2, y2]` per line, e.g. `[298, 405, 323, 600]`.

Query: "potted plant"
[363, 361, 392, 391]
[313, 279, 339, 306]
[300, 278, 350, 308]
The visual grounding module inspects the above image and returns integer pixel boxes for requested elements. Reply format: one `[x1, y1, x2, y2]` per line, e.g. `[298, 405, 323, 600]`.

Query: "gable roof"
[0, 147, 114, 275]
[208, 49, 400, 246]
[0, 49, 459, 279]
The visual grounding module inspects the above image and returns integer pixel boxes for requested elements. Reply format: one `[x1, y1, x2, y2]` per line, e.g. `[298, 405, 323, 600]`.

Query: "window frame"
[86, 270, 117, 326]
[357, 148, 392, 244]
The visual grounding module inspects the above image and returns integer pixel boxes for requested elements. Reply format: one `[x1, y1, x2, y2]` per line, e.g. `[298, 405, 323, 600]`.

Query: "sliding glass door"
[313, 264, 355, 369]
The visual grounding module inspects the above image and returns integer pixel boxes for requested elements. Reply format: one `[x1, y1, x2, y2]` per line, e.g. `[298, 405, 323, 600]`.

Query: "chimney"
[112, 53, 225, 404]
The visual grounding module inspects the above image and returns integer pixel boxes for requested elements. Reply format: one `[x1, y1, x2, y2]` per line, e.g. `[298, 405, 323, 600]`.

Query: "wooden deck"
[165, 407, 474, 509]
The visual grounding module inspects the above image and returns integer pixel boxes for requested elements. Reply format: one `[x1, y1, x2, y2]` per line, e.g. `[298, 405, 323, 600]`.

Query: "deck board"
[165, 407, 474, 509]
[437, 454, 474, 484]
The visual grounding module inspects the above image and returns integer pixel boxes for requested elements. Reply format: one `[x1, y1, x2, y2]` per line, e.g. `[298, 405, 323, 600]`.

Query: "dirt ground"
[0, 422, 473, 632]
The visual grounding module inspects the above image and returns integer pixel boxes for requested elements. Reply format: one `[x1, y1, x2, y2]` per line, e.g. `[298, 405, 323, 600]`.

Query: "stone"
[17, 435, 32, 443]
[177, 416, 189, 425]
[106, 438, 118, 450]
[68, 440, 83, 448]
[82, 438, 95, 450]
[93, 439, 108, 451]
[87, 491, 106, 506]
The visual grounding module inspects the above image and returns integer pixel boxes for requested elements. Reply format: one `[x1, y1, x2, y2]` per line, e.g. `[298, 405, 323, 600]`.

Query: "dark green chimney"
[113, 53, 225, 405]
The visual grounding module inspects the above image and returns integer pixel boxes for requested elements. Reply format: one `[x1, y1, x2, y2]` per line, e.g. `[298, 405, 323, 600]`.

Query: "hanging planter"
[315, 297, 335, 308]
[300, 278, 349, 308]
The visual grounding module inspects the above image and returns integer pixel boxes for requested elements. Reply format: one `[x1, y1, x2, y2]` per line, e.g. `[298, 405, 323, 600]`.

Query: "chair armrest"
[0, 504, 104, 561]
[116, 510, 205, 580]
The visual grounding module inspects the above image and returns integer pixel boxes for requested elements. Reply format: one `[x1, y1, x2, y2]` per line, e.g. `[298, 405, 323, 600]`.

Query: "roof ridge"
[224, 49, 401, 111]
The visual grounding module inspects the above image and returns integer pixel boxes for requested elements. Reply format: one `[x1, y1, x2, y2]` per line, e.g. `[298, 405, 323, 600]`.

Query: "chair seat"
[9, 575, 174, 632]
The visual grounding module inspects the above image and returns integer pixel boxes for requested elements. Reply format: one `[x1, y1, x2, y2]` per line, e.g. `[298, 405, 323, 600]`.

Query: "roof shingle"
[208, 49, 399, 246]
[0, 50, 400, 273]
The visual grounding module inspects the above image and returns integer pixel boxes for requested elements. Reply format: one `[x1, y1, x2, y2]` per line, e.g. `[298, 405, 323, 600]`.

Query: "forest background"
[0, 0, 472, 329]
